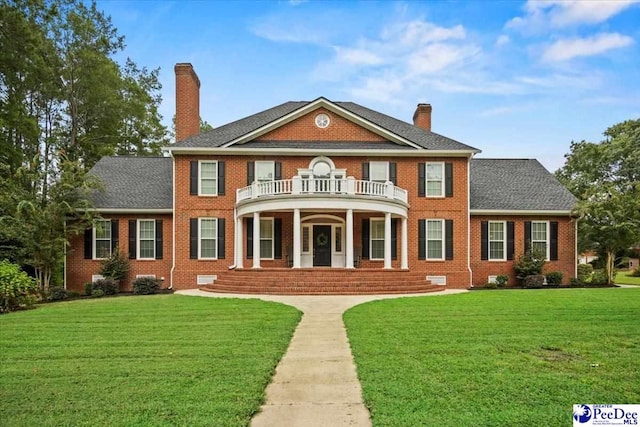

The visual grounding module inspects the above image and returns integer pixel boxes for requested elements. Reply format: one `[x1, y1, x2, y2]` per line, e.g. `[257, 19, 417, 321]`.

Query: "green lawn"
[616, 271, 640, 285]
[0, 295, 301, 427]
[344, 289, 640, 427]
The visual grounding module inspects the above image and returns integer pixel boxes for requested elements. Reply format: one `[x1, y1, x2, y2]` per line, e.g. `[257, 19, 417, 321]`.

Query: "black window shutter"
[247, 161, 255, 185]
[246, 218, 253, 259]
[550, 221, 559, 261]
[155, 220, 163, 259]
[217, 218, 225, 259]
[128, 220, 137, 259]
[84, 228, 92, 259]
[274, 218, 282, 259]
[361, 219, 370, 259]
[190, 218, 198, 259]
[389, 163, 397, 185]
[445, 163, 453, 197]
[524, 221, 532, 251]
[111, 220, 119, 252]
[190, 161, 198, 195]
[217, 161, 225, 195]
[418, 219, 426, 260]
[445, 219, 454, 260]
[507, 221, 515, 260]
[275, 162, 282, 180]
[418, 163, 426, 197]
[481, 221, 488, 260]
[362, 163, 370, 181]
[391, 219, 398, 260]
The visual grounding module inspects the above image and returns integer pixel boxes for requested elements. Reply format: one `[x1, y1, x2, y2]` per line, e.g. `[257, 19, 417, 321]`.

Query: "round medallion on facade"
[314, 113, 330, 129]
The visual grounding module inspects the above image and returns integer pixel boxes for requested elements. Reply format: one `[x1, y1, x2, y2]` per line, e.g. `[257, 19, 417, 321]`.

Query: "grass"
[0, 295, 301, 427]
[616, 270, 640, 285]
[344, 289, 640, 426]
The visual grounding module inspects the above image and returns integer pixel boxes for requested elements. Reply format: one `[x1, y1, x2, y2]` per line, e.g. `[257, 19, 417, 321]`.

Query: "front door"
[313, 225, 332, 266]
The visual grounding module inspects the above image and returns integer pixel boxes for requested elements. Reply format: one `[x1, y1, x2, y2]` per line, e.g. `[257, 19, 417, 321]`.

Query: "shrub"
[91, 279, 119, 296]
[631, 266, 640, 277]
[67, 291, 81, 299]
[577, 264, 593, 283]
[49, 286, 69, 301]
[485, 281, 497, 289]
[84, 282, 93, 296]
[132, 277, 160, 295]
[569, 278, 582, 287]
[590, 269, 612, 286]
[495, 275, 509, 288]
[545, 271, 563, 286]
[99, 247, 129, 282]
[0, 260, 38, 313]
[523, 275, 545, 289]
[514, 247, 546, 280]
[91, 289, 105, 298]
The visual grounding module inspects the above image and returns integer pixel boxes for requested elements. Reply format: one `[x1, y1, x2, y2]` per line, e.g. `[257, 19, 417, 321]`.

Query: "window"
[370, 219, 385, 260]
[302, 226, 310, 253]
[199, 161, 218, 195]
[199, 218, 218, 259]
[426, 219, 444, 260]
[489, 221, 506, 261]
[260, 218, 274, 259]
[255, 161, 275, 182]
[531, 221, 549, 259]
[93, 220, 111, 259]
[370, 161, 388, 183]
[335, 226, 342, 253]
[426, 162, 444, 197]
[138, 220, 155, 259]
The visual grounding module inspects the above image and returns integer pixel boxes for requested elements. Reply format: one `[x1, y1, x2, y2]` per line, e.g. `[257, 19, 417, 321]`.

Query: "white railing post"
[347, 177, 356, 195]
[292, 176, 301, 195]
[386, 181, 395, 199]
[251, 181, 258, 199]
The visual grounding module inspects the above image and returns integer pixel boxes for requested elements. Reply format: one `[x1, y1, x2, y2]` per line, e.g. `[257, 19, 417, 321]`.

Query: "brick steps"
[200, 268, 443, 295]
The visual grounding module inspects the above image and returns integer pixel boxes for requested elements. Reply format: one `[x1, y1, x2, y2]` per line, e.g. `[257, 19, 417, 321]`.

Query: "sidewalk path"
[176, 289, 467, 427]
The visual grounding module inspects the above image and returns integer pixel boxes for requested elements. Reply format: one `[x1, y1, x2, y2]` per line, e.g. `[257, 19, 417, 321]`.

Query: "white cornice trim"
[92, 208, 173, 214]
[470, 209, 573, 216]
[165, 147, 476, 157]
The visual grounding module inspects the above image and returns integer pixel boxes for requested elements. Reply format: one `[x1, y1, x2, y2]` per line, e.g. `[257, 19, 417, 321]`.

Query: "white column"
[252, 212, 261, 268]
[384, 212, 392, 269]
[293, 208, 301, 268]
[401, 217, 408, 270]
[236, 215, 244, 268]
[346, 209, 354, 269]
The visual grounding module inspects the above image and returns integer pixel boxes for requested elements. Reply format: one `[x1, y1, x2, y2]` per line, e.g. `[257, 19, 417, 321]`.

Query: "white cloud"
[507, 0, 638, 32]
[334, 47, 384, 66]
[495, 35, 510, 47]
[541, 33, 634, 62]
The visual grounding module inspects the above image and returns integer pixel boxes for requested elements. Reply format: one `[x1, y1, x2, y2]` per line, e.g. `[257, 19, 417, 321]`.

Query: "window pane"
[370, 162, 388, 182]
[371, 220, 385, 239]
[532, 241, 546, 254]
[139, 240, 155, 259]
[426, 163, 443, 180]
[201, 239, 216, 258]
[139, 221, 155, 240]
[201, 219, 217, 238]
[335, 227, 342, 252]
[490, 242, 504, 259]
[96, 241, 111, 259]
[371, 241, 384, 259]
[200, 179, 217, 195]
[427, 241, 442, 259]
[302, 227, 310, 252]
[256, 162, 274, 182]
[427, 221, 442, 239]
[200, 162, 217, 178]
[426, 181, 442, 196]
[489, 223, 504, 240]
[532, 222, 547, 241]
[95, 220, 111, 239]
[260, 220, 273, 238]
[260, 240, 273, 258]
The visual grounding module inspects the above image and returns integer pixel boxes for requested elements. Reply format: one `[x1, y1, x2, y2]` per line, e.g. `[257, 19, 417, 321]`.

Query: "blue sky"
[96, 0, 640, 172]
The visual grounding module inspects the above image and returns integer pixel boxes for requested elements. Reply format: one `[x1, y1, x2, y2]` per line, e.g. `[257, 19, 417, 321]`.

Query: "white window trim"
[302, 225, 311, 254]
[425, 219, 445, 261]
[369, 218, 385, 260]
[137, 219, 156, 260]
[333, 225, 343, 254]
[198, 160, 218, 197]
[255, 161, 275, 182]
[369, 161, 389, 183]
[531, 220, 550, 261]
[92, 219, 112, 260]
[425, 162, 445, 198]
[198, 218, 218, 260]
[260, 217, 275, 260]
[488, 221, 507, 261]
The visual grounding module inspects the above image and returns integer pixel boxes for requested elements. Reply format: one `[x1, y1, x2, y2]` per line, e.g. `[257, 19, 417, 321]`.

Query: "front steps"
[200, 268, 444, 295]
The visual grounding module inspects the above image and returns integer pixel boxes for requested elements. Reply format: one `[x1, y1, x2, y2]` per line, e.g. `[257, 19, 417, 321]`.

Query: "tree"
[556, 119, 640, 285]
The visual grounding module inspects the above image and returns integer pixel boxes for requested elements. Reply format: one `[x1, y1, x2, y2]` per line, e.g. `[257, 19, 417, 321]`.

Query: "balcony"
[236, 176, 408, 204]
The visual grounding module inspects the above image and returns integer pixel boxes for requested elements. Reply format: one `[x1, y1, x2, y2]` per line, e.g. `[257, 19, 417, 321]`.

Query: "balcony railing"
[237, 176, 408, 204]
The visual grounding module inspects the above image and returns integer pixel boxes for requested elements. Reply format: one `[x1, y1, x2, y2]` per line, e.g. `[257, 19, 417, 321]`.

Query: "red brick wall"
[470, 215, 576, 287]
[66, 214, 173, 292]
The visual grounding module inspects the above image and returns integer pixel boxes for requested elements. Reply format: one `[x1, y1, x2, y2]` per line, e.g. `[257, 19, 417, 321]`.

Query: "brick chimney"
[412, 103, 432, 132]
[175, 63, 201, 142]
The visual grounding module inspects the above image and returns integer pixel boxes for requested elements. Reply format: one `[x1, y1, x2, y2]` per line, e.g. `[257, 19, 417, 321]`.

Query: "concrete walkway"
[176, 289, 467, 427]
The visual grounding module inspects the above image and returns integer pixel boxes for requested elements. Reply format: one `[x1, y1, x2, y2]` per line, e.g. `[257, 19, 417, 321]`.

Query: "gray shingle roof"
[89, 156, 172, 209]
[470, 159, 576, 211]
[170, 98, 479, 152]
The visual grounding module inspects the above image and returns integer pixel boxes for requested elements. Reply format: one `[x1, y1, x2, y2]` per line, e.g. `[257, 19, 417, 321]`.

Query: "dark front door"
[313, 225, 331, 267]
